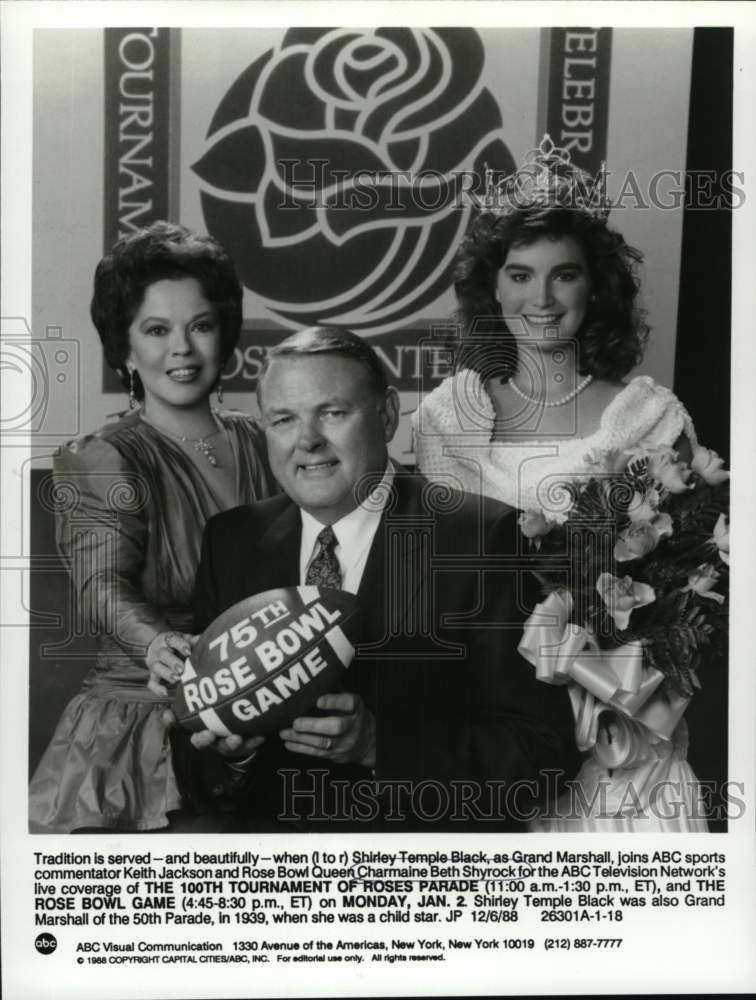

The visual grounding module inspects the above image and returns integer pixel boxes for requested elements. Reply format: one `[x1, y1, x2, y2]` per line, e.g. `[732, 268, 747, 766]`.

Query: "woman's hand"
[146, 631, 197, 696]
[189, 729, 266, 764]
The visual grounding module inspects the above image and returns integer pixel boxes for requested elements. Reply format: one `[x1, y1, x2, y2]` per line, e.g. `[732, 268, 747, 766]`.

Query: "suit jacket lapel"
[245, 476, 428, 638]
[357, 471, 427, 643]
[246, 501, 301, 596]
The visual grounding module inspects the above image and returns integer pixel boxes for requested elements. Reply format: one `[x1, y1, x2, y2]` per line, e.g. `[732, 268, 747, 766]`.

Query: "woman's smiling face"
[126, 277, 222, 417]
[496, 235, 592, 349]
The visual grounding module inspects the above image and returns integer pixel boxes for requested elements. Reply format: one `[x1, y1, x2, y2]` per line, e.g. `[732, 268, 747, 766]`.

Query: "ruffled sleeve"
[53, 431, 171, 662]
[598, 375, 698, 452]
[412, 370, 498, 495]
[218, 410, 279, 502]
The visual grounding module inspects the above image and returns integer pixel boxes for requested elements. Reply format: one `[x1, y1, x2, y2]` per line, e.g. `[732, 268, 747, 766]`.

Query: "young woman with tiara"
[413, 136, 712, 831]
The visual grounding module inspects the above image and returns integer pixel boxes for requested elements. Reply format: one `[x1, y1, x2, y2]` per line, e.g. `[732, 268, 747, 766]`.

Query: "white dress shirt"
[299, 463, 394, 594]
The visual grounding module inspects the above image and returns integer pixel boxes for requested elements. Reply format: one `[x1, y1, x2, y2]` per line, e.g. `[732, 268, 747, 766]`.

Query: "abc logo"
[35, 933, 58, 955]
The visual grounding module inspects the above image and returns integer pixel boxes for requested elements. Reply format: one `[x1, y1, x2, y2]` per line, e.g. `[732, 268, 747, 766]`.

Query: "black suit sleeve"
[172, 515, 254, 816]
[373, 509, 580, 822]
[191, 518, 222, 634]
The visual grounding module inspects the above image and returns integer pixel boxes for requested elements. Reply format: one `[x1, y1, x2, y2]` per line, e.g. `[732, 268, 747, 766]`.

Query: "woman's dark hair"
[453, 207, 649, 382]
[91, 221, 243, 400]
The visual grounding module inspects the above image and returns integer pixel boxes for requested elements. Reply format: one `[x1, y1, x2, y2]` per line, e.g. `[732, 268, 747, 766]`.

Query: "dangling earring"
[128, 369, 136, 410]
[216, 379, 224, 405]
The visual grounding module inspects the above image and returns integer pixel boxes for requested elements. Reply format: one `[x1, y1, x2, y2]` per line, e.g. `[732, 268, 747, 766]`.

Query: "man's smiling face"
[260, 354, 399, 525]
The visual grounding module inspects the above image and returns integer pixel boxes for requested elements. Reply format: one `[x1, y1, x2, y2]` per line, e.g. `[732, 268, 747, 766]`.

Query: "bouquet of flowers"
[519, 444, 729, 699]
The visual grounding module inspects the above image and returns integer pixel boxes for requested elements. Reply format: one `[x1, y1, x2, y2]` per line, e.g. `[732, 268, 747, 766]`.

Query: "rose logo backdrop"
[192, 27, 515, 335]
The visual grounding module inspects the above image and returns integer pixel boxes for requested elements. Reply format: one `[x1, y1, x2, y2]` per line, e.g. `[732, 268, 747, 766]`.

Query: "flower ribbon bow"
[518, 591, 690, 769]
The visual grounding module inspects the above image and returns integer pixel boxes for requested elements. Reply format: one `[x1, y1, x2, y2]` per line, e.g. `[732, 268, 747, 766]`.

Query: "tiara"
[478, 134, 610, 222]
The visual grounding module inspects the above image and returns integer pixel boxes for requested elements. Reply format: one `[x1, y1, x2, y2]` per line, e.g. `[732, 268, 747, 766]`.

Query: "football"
[173, 586, 361, 738]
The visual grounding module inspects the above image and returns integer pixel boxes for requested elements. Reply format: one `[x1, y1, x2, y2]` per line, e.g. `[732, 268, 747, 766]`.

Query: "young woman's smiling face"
[496, 236, 592, 348]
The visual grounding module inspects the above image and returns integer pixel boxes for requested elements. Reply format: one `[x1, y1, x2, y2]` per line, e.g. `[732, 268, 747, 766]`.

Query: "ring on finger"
[324, 736, 332, 751]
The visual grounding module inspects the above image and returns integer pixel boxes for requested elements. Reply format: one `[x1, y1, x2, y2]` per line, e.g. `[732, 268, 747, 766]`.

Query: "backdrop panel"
[33, 26, 694, 460]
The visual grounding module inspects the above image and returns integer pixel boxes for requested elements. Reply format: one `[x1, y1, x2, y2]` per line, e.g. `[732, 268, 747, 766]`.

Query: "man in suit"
[162, 326, 578, 830]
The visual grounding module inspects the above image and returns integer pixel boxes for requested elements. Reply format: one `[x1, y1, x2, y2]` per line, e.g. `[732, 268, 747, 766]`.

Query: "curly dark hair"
[91, 221, 243, 401]
[453, 208, 649, 381]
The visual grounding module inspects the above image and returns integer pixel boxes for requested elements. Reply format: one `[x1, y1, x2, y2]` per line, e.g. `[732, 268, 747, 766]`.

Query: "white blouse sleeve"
[412, 372, 500, 497]
[599, 375, 698, 452]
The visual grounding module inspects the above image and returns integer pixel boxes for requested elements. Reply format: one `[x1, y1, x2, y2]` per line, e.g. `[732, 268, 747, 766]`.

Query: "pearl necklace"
[508, 373, 593, 408]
